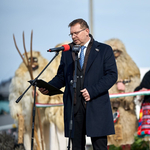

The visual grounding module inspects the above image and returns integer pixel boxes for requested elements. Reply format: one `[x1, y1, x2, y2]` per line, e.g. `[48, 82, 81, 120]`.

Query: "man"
[39, 18, 118, 150]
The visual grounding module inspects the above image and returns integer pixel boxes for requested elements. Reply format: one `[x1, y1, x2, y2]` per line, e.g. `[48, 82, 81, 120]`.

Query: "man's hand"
[80, 88, 90, 101]
[38, 88, 49, 95]
[140, 88, 148, 91]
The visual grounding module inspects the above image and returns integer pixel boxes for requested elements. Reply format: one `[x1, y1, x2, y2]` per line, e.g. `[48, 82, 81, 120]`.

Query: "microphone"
[47, 44, 70, 52]
[72, 45, 81, 53]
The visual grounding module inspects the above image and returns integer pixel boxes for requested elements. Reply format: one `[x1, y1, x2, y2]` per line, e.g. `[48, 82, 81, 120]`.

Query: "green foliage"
[108, 136, 149, 150]
[108, 145, 122, 150]
[131, 136, 149, 150]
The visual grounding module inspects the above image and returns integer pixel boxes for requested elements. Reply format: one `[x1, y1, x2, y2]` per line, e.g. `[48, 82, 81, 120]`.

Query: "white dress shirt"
[78, 38, 91, 58]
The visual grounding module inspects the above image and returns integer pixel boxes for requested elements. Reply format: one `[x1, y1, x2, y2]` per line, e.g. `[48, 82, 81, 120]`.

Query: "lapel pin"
[95, 48, 99, 52]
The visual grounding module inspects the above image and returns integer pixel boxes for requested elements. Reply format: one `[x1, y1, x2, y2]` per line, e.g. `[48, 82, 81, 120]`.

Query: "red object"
[47, 44, 70, 52]
[62, 44, 70, 51]
[113, 111, 120, 123]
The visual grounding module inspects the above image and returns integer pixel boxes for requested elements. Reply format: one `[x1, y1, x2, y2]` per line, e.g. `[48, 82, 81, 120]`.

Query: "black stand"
[67, 45, 81, 150]
[15, 52, 60, 150]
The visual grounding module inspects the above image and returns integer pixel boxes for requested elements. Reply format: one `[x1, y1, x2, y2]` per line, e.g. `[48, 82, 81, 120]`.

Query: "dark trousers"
[72, 103, 107, 150]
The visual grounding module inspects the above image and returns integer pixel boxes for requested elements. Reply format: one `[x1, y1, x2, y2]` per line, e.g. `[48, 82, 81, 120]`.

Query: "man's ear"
[85, 28, 90, 35]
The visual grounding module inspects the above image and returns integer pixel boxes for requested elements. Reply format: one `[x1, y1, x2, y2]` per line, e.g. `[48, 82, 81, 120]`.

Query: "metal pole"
[89, 0, 93, 35]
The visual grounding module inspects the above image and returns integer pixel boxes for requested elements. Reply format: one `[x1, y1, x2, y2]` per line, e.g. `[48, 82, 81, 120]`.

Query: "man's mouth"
[73, 39, 78, 43]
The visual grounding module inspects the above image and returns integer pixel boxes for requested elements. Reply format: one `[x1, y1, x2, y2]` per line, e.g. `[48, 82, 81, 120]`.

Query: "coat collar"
[69, 34, 100, 74]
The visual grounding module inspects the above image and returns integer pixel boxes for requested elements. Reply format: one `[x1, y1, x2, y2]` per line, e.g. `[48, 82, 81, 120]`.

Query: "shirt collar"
[78, 37, 91, 57]
[84, 37, 91, 48]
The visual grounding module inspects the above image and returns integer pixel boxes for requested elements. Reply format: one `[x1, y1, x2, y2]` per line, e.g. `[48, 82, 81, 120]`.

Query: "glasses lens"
[69, 28, 86, 37]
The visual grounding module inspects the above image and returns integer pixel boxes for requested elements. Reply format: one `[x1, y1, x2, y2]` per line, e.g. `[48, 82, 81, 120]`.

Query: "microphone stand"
[67, 45, 80, 150]
[15, 52, 59, 150]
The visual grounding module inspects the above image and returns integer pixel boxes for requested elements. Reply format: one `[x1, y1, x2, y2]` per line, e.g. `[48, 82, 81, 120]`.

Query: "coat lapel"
[71, 39, 100, 76]
[85, 44, 100, 74]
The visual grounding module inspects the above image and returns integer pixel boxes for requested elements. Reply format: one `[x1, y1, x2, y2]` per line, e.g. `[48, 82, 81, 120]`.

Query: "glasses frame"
[69, 28, 86, 37]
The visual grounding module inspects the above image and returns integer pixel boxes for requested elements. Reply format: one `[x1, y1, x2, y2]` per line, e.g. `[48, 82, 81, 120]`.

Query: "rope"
[36, 90, 150, 108]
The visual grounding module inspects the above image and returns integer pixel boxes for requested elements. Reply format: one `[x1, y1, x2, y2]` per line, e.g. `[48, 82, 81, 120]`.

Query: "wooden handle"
[18, 114, 24, 144]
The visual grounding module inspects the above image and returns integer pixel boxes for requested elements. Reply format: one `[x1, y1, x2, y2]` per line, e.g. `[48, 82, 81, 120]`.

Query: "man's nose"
[72, 34, 76, 38]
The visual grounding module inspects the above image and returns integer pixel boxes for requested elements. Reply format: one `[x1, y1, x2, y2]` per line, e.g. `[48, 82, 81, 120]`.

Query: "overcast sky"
[0, 0, 150, 83]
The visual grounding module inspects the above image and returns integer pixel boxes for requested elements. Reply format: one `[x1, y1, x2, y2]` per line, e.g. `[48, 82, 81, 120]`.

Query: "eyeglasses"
[69, 28, 86, 37]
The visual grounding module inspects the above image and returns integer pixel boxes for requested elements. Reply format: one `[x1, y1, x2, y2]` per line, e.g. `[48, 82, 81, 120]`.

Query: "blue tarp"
[0, 101, 10, 114]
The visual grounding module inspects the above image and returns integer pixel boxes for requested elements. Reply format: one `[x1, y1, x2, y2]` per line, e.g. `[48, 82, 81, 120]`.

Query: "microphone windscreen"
[62, 44, 70, 51]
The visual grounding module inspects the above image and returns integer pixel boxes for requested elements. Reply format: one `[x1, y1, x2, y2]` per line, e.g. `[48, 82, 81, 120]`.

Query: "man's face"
[70, 23, 90, 46]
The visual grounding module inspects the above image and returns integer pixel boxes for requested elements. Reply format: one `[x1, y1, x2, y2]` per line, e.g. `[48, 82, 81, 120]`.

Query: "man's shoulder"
[94, 40, 112, 50]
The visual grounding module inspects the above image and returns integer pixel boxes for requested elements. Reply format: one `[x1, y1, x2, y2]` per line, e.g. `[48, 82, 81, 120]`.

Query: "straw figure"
[9, 31, 69, 150]
[105, 38, 140, 149]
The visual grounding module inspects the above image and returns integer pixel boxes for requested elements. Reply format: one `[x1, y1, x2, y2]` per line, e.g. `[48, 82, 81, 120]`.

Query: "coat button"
[70, 80, 73, 85]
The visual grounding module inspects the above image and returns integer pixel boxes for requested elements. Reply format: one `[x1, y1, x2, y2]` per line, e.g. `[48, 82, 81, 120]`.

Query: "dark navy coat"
[49, 39, 118, 137]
